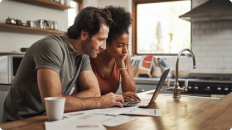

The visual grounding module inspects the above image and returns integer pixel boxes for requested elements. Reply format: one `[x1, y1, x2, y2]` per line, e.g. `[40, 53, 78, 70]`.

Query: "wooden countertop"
[1, 92, 232, 130]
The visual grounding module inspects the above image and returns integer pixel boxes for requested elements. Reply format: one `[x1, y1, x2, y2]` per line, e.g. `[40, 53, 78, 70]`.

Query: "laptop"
[123, 68, 170, 108]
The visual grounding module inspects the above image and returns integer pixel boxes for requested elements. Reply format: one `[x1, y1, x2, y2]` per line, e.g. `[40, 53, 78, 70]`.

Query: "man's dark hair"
[67, 6, 113, 39]
[105, 6, 133, 44]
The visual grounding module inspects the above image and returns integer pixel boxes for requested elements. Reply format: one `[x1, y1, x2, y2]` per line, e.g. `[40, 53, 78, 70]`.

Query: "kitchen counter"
[134, 77, 232, 84]
[1, 91, 232, 130]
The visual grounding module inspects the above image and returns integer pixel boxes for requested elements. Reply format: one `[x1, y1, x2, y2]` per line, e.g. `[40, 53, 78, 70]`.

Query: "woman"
[74, 6, 140, 101]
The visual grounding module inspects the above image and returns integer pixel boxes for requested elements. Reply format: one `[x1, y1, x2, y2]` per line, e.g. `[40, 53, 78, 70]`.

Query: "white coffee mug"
[44, 97, 66, 121]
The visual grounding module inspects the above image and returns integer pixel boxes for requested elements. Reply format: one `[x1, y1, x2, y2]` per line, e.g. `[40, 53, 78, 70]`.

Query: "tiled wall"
[164, 0, 232, 74]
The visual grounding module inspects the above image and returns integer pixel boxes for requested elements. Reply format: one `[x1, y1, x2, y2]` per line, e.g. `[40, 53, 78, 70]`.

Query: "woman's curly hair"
[105, 6, 133, 44]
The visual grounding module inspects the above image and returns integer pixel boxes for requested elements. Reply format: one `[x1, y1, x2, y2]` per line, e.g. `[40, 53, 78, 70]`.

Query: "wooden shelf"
[17, 0, 72, 10]
[0, 23, 65, 34]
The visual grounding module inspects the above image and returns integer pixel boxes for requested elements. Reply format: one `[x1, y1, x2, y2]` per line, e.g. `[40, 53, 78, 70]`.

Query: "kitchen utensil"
[64, 0, 70, 6]
[20, 48, 29, 52]
[44, 20, 49, 29]
[35, 20, 44, 29]
[52, 21, 58, 30]
[54, 0, 64, 4]
[48, 20, 53, 29]
[26, 21, 34, 28]
[6, 17, 16, 24]
[15, 19, 22, 25]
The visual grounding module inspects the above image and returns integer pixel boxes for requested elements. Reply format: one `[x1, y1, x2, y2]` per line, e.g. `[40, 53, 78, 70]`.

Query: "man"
[2, 7, 124, 123]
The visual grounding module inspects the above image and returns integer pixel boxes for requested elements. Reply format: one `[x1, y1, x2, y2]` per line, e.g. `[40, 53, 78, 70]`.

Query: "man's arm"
[74, 70, 101, 98]
[37, 68, 124, 112]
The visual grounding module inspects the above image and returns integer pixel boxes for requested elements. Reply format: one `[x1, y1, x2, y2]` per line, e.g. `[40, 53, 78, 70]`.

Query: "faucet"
[166, 48, 197, 98]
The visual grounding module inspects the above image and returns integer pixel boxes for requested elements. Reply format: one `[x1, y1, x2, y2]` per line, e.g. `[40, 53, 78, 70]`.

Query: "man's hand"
[99, 93, 124, 108]
[121, 92, 141, 101]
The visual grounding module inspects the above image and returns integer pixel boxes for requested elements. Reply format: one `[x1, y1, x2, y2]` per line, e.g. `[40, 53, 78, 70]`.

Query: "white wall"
[0, 0, 68, 52]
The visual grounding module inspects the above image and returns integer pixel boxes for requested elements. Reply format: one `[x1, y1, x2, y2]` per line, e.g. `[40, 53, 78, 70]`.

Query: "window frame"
[73, 0, 83, 12]
[132, 0, 192, 56]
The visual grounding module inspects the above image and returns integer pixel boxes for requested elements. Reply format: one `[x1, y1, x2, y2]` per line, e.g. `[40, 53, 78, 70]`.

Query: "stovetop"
[180, 77, 232, 83]
[181, 77, 232, 81]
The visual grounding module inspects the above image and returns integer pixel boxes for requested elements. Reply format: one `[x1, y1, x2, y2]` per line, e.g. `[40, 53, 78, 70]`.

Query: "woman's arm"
[119, 52, 136, 93]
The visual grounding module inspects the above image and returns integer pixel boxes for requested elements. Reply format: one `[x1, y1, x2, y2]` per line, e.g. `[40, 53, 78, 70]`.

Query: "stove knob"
[224, 88, 228, 91]
[194, 86, 198, 90]
[217, 87, 221, 91]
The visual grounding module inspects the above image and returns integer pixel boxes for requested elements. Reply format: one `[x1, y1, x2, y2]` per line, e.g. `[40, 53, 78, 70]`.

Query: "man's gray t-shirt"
[3, 33, 91, 122]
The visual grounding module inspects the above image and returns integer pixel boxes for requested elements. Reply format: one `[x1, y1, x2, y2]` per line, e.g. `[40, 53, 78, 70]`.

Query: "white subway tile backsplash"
[223, 58, 232, 63]
[223, 34, 232, 40]
[196, 63, 206, 68]
[206, 29, 217, 34]
[200, 58, 211, 63]
[193, 41, 206, 45]
[192, 46, 200, 51]
[192, 23, 200, 29]
[189, 69, 200, 73]
[222, 69, 232, 73]
[211, 34, 224, 40]
[206, 40, 217, 45]
[201, 23, 211, 29]
[223, 46, 232, 51]
[201, 46, 211, 51]
[206, 63, 217, 69]
[228, 64, 232, 68]
[212, 22, 223, 29]
[211, 58, 223, 63]
[206, 52, 217, 57]
[218, 29, 232, 34]
[200, 69, 211, 73]
[195, 30, 205, 35]
[217, 63, 227, 69]
[211, 69, 223, 73]
[194, 52, 206, 57]
[201, 35, 212, 40]
[217, 40, 231, 46]
[224, 21, 232, 28]
[192, 35, 200, 41]
[217, 52, 229, 57]
[212, 46, 223, 51]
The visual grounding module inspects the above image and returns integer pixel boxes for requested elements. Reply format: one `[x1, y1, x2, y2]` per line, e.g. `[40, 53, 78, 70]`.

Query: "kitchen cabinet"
[16, 0, 72, 10]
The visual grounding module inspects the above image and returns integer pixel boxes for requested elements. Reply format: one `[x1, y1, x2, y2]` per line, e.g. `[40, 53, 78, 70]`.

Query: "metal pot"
[6, 17, 16, 24]
[35, 20, 44, 29]
[15, 19, 22, 25]
[26, 21, 34, 28]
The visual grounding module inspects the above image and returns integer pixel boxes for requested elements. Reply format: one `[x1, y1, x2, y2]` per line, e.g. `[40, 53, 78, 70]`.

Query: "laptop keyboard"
[124, 98, 150, 106]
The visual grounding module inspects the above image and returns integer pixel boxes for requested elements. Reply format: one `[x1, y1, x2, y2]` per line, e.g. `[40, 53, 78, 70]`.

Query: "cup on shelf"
[26, 21, 34, 28]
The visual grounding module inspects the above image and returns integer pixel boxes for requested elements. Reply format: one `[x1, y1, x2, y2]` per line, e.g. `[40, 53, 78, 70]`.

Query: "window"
[132, 0, 191, 55]
[68, 0, 83, 27]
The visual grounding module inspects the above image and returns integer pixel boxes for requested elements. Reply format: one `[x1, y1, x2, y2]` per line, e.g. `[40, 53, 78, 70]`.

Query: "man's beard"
[81, 37, 97, 58]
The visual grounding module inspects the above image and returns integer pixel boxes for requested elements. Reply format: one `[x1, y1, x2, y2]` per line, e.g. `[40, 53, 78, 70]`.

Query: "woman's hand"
[121, 92, 141, 101]
[115, 54, 127, 69]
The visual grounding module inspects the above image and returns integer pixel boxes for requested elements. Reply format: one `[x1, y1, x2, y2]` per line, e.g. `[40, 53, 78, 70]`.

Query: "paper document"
[123, 108, 162, 116]
[45, 119, 106, 130]
[64, 106, 138, 116]
[102, 115, 136, 127]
